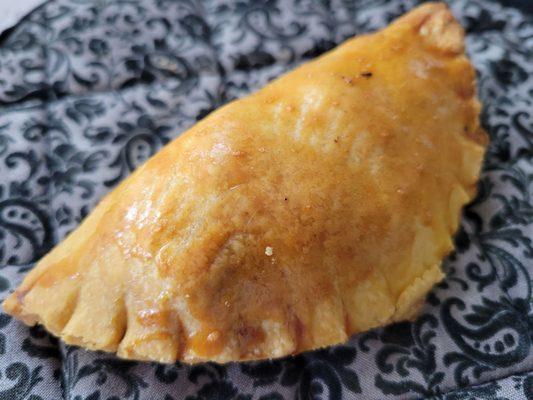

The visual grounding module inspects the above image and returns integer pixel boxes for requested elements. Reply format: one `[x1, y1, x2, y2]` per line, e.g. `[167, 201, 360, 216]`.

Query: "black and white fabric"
[0, 0, 531, 399]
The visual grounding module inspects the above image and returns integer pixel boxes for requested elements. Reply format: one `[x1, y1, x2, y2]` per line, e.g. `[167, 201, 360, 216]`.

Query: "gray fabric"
[0, 0, 531, 399]
[0, 0, 45, 35]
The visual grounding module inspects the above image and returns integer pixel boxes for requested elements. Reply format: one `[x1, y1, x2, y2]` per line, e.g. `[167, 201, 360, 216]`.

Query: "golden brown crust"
[2, 2, 487, 363]
[399, 2, 465, 55]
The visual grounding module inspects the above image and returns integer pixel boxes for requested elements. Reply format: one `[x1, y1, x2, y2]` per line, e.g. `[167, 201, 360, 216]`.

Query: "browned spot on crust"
[189, 328, 225, 357]
[290, 313, 305, 352]
[466, 128, 489, 146]
[236, 324, 266, 357]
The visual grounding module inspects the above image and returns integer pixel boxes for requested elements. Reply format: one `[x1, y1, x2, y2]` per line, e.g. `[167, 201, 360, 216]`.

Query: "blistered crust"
[2, 3, 487, 363]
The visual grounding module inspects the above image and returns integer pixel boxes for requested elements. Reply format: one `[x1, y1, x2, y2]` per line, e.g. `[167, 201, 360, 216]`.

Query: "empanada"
[3, 2, 487, 363]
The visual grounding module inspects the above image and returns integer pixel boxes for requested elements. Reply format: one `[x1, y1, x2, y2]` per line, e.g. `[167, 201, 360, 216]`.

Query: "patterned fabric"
[0, 0, 531, 399]
[0, 1, 45, 34]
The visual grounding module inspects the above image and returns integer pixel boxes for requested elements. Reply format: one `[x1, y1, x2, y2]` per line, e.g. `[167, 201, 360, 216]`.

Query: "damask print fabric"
[0, 0, 531, 399]
[0, 0, 45, 35]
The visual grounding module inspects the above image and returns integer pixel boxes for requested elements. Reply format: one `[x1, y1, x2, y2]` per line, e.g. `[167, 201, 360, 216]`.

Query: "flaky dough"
[3, 3, 487, 363]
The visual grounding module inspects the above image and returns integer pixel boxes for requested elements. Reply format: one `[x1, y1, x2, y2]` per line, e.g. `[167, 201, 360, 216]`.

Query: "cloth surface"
[0, 0, 531, 399]
[0, 0, 46, 35]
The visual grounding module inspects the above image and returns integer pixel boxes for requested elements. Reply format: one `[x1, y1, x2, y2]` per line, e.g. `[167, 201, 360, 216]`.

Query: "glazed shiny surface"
[3, 2, 487, 363]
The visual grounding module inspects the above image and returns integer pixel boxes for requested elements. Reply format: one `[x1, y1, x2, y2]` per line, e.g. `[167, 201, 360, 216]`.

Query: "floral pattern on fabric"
[0, 0, 531, 399]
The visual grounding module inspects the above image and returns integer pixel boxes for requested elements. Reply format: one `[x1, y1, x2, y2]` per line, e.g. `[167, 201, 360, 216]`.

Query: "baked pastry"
[3, 2, 487, 363]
